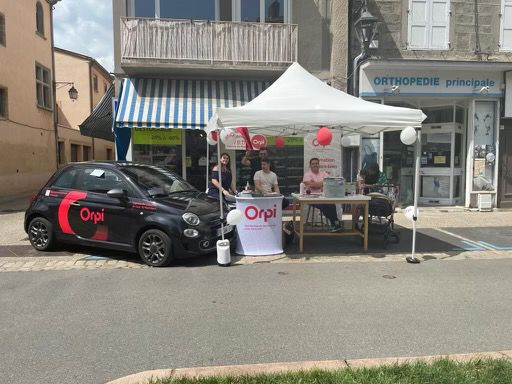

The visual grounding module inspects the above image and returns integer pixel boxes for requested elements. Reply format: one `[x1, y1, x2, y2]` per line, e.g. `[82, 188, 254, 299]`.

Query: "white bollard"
[216, 239, 231, 267]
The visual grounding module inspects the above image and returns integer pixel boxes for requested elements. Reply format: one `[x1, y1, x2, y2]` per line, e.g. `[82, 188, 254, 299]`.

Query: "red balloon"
[275, 136, 285, 148]
[211, 131, 218, 141]
[316, 126, 332, 146]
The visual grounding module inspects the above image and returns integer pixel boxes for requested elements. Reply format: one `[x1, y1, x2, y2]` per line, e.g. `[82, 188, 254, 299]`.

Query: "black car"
[24, 162, 235, 267]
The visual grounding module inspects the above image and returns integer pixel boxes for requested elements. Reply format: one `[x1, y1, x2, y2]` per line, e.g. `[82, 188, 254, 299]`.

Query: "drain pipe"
[352, 50, 367, 98]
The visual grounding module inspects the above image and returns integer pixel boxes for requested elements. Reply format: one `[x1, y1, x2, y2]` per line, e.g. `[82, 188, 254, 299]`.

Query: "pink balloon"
[316, 126, 332, 146]
[275, 136, 285, 148]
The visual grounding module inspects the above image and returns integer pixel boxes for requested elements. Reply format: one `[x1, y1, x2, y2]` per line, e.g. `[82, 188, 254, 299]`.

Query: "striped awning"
[115, 78, 271, 129]
[79, 85, 114, 141]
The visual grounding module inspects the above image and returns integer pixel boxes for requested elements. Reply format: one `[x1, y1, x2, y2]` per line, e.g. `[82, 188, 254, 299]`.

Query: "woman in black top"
[208, 152, 236, 202]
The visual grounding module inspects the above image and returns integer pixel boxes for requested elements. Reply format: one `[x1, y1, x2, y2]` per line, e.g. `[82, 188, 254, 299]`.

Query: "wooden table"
[291, 194, 371, 253]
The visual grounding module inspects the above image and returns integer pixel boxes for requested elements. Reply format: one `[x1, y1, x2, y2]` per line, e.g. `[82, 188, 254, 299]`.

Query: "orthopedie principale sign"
[360, 68, 503, 97]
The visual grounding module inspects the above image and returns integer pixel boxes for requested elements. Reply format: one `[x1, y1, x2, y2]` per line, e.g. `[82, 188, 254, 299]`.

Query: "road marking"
[477, 241, 512, 251]
[434, 228, 495, 251]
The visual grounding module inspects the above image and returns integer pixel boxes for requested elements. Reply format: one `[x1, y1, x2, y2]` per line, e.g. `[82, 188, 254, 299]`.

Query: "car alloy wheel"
[28, 217, 56, 251]
[138, 229, 173, 267]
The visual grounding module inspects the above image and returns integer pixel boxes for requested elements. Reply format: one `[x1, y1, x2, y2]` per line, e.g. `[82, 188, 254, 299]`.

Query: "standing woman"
[208, 153, 236, 202]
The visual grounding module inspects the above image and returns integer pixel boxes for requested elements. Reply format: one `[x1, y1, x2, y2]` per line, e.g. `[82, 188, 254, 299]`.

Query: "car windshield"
[119, 164, 196, 197]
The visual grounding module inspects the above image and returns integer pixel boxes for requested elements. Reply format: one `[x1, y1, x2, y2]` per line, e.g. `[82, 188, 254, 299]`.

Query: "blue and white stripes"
[115, 78, 271, 129]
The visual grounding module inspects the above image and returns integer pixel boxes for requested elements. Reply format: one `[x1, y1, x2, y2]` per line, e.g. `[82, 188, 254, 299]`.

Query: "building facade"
[54, 48, 114, 164]
[112, 0, 349, 195]
[353, 0, 512, 207]
[0, 0, 57, 198]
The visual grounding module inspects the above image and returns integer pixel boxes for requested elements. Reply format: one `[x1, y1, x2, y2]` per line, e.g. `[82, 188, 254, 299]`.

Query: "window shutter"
[430, 0, 449, 49]
[409, 0, 428, 48]
[501, 0, 512, 50]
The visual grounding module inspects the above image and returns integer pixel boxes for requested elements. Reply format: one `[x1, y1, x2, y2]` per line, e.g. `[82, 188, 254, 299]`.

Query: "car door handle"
[70, 202, 81, 207]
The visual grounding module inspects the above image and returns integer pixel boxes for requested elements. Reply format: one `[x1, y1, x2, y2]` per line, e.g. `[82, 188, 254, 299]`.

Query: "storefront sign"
[132, 128, 182, 145]
[266, 136, 304, 146]
[304, 133, 342, 177]
[235, 196, 283, 256]
[224, 132, 268, 150]
[360, 68, 503, 97]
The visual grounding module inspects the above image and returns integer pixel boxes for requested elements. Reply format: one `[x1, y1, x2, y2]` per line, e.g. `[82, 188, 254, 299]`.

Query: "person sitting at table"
[353, 163, 388, 228]
[207, 152, 236, 203]
[303, 157, 343, 232]
[253, 158, 289, 209]
[241, 147, 273, 189]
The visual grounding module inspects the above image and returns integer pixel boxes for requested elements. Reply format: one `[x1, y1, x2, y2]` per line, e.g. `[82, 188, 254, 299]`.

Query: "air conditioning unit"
[478, 193, 493, 212]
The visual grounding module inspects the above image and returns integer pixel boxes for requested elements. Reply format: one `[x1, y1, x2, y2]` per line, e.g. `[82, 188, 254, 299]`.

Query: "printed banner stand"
[235, 195, 283, 256]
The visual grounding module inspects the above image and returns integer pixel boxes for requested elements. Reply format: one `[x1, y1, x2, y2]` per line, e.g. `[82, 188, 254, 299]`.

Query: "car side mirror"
[107, 188, 128, 200]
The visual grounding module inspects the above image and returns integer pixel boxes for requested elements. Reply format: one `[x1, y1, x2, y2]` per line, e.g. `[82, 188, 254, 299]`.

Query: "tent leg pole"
[206, 140, 209, 192]
[217, 129, 225, 241]
[407, 129, 421, 264]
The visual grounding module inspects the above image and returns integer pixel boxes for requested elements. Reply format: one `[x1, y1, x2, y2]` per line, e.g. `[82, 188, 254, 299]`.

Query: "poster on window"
[303, 132, 342, 177]
[360, 137, 380, 170]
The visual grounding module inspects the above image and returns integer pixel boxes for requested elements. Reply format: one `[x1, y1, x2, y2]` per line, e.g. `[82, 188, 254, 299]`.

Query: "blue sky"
[53, 0, 114, 72]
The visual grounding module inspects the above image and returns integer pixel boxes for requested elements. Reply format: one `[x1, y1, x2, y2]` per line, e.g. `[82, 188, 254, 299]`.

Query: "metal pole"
[206, 139, 209, 192]
[216, 129, 225, 240]
[407, 129, 421, 264]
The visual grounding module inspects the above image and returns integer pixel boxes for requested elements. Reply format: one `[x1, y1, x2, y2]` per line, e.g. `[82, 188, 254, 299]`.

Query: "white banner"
[303, 132, 342, 177]
[235, 196, 283, 256]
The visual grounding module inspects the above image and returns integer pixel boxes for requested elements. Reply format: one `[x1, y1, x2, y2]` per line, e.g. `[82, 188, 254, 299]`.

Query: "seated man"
[254, 158, 289, 209]
[303, 158, 342, 232]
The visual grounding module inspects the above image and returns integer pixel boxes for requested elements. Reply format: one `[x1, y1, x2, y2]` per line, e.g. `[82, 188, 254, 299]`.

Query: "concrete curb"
[107, 350, 512, 384]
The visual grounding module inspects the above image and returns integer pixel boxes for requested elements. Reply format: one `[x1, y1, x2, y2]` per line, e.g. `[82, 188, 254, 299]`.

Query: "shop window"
[0, 87, 7, 119]
[0, 13, 5, 47]
[360, 137, 380, 170]
[421, 132, 451, 168]
[35, 64, 52, 109]
[71, 144, 79, 162]
[500, 0, 512, 51]
[36, 2, 44, 36]
[407, 0, 450, 50]
[83, 146, 91, 161]
[472, 101, 497, 191]
[422, 106, 456, 124]
[93, 75, 98, 93]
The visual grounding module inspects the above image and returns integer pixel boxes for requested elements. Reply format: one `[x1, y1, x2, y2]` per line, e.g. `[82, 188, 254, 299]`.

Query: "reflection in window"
[160, 0, 216, 20]
[241, 0, 260, 22]
[265, 0, 284, 23]
[134, 0, 155, 17]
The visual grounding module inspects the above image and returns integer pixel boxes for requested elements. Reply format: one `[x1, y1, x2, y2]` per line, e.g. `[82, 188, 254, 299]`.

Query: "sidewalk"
[0, 194, 32, 213]
[108, 350, 512, 384]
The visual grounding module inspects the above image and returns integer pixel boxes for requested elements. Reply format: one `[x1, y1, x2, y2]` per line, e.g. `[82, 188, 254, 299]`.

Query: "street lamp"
[352, 0, 379, 97]
[56, 81, 79, 101]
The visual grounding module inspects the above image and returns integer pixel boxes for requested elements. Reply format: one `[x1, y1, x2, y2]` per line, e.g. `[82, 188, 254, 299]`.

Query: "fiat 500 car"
[24, 162, 235, 267]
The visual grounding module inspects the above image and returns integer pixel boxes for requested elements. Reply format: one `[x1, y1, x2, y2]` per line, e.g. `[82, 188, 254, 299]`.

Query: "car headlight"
[182, 212, 200, 226]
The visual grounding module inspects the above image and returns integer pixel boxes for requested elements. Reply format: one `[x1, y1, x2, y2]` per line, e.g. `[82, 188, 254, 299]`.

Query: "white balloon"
[341, 135, 353, 147]
[226, 209, 243, 225]
[206, 134, 217, 145]
[404, 206, 418, 221]
[220, 128, 236, 144]
[400, 126, 417, 146]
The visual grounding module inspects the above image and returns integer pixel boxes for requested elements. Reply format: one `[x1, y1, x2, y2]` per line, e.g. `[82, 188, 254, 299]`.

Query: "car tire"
[28, 217, 56, 251]
[138, 229, 173, 267]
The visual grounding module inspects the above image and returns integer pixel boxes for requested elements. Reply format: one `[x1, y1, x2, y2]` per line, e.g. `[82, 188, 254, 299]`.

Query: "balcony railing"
[120, 17, 298, 67]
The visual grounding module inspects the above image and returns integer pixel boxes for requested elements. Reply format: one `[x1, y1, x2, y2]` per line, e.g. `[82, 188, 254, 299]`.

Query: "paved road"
[1, 258, 512, 384]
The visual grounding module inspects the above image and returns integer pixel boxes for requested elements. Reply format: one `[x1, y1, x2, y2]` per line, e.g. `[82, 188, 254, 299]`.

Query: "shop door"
[498, 123, 512, 207]
[419, 123, 465, 205]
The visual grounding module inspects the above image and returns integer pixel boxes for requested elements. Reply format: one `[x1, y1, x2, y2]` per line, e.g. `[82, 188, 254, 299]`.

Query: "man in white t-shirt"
[254, 158, 289, 209]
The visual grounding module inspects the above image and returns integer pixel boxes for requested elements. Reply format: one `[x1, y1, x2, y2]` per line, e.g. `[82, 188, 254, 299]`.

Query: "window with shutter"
[408, 0, 449, 49]
[501, 0, 512, 50]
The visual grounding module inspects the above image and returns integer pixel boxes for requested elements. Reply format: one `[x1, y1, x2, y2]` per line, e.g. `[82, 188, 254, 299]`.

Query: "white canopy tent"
[206, 62, 427, 262]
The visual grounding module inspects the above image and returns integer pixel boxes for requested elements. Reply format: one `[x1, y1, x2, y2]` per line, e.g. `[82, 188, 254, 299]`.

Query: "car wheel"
[138, 229, 173, 267]
[28, 217, 56, 251]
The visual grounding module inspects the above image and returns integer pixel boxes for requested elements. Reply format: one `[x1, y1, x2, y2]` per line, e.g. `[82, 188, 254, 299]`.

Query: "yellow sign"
[266, 136, 304, 146]
[132, 128, 182, 145]
[433, 155, 446, 165]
